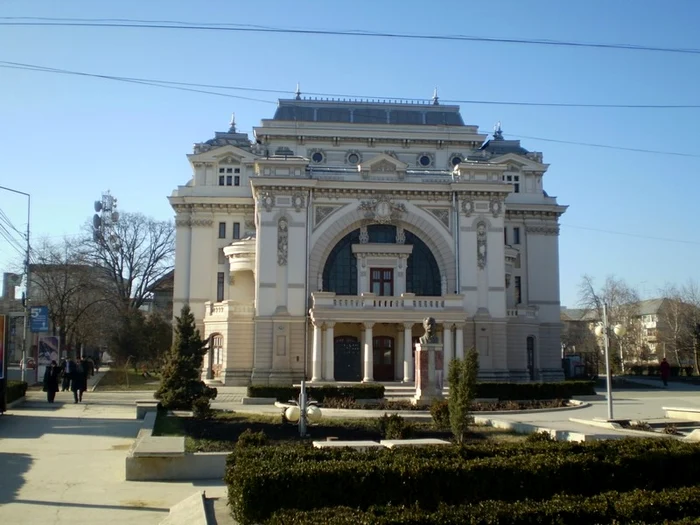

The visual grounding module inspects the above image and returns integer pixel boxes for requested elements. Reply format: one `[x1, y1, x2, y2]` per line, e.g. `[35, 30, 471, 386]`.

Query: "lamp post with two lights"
[594, 303, 627, 420]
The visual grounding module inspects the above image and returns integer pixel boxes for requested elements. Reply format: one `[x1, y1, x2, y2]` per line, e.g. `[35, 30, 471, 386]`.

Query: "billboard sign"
[30, 306, 50, 333]
[38, 336, 59, 366]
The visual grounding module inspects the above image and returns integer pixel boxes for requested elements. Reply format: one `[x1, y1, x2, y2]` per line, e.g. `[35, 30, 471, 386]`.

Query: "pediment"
[358, 153, 409, 173]
[187, 145, 255, 164]
[489, 152, 549, 171]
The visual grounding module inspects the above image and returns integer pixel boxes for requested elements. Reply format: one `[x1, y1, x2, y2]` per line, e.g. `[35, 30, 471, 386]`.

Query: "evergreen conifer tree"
[448, 348, 479, 444]
[155, 304, 217, 410]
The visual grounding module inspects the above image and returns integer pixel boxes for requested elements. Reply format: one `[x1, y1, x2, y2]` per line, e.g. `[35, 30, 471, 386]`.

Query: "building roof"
[560, 308, 598, 322]
[636, 298, 667, 316]
[271, 98, 466, 127]
[479, 123, 529, 156]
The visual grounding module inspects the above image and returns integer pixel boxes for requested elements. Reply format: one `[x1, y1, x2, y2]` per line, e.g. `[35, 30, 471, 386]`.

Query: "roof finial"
[494, 121, 504, 140]
[432, 87, 439, 105]
[295, 83, 302, 100]
[229, 113, 236, 133]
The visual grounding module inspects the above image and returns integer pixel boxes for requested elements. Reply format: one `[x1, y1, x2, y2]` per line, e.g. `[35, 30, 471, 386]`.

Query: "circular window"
[419, 155, 432, 167]
[450, 155, 463, 167]
[347, 153, 360, 165]
[311, 151, 324, 164]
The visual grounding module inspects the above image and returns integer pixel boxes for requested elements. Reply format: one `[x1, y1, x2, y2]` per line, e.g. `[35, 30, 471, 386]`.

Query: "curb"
[6, 396, 26, 410]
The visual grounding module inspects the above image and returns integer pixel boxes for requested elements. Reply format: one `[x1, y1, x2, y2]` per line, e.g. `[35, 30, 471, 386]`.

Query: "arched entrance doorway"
[334, 336, 361, 381]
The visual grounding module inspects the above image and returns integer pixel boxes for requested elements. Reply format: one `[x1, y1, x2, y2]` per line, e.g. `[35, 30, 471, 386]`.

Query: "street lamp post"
[594, 303, 627, 420]
[0, 185, 31, 383]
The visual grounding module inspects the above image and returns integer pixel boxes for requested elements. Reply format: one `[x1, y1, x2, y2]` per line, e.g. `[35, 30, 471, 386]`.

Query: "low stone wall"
[125, 404, 228, 481]
[663, 407, 700, 421]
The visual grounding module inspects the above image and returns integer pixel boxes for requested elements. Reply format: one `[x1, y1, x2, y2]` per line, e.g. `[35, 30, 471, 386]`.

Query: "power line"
[3, 60, 700, 159]
[561, 224, 700, 246]
[2, 17, 700, 56]
[6, 60, 698, 110]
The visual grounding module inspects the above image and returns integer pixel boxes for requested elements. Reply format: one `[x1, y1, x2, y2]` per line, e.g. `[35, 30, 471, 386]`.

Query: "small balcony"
[204, 300, 255, 320]
[224, 238, 256, 274]
[507, 307, 538, 319]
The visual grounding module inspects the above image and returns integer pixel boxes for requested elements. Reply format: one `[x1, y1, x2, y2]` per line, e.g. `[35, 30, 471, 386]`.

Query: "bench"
[662, 406, 700, 421]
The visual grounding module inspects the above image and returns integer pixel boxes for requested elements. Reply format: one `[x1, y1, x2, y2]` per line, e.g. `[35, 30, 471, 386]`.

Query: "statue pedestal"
[412, 343, 444, 406]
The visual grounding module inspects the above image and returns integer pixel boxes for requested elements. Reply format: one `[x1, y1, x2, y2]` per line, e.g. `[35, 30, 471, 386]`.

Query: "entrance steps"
[384, 383, 449, 400]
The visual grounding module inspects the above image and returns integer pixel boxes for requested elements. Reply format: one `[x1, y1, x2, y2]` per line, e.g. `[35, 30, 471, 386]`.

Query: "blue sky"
[1, 0, 698, 307]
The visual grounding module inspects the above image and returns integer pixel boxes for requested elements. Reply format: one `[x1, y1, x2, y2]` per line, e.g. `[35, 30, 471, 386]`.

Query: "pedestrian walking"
[43, 360, 60, 403]
[71, 357, 88, 403]
[660, 357, 671, 388]
[79, 355, 90, 401]
[60, 359, 72, 391]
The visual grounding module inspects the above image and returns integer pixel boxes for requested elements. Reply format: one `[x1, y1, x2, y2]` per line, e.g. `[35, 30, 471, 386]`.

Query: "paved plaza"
[1, 376, 700, 524]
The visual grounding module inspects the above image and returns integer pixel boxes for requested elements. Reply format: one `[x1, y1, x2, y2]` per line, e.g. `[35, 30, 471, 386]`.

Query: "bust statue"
[419, 316, 439, 345]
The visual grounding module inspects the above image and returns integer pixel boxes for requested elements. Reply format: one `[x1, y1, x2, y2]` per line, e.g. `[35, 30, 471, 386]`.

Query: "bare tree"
[656, 284, 694, 367]
[30, 237, 109, 354]
[82, 212, 175, 312]
[678, 280, 700, 372]
[578, 275, 641, 373]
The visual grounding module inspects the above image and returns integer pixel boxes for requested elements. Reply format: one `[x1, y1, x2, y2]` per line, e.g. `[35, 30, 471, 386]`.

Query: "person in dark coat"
[79, 356, 90, 401]
[60, 359, 71, 391]
[71, 357, 88, 403]
[660, 357, 671, 388]
[43, 360, 60, 403]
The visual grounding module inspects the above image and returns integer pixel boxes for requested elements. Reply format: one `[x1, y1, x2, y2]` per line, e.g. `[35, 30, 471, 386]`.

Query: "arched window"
[405, 230, 440, 296]
[322, 225, 441, 296]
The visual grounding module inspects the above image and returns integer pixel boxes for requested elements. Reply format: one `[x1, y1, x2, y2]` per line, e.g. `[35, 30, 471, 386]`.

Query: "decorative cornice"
[526, 225, 560, 236]
[175, 218, 214, 228]
[172, 202, 254, 213]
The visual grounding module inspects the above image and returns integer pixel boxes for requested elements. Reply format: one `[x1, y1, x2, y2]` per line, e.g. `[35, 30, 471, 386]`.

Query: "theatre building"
[169, 93, 567, 385]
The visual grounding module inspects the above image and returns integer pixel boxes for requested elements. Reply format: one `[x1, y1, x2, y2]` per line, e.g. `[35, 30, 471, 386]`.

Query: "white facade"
[169, 97, 567, 385]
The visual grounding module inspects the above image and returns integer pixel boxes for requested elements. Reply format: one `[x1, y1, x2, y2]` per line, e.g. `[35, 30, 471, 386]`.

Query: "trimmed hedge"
[226, 439, 700, 524]
[475, 380, 595, 400]
[7, 380, 28, 403]
[246, 384, 385, 402]
[266, 486, 700, 524]
[247, 381, 594, 402]
[630, 364, 694, 377]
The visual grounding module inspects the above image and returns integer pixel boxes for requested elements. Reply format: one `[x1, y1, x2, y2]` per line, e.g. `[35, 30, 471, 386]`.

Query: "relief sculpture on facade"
[477, 220, 487, 269]
[277, 217, 288, 266]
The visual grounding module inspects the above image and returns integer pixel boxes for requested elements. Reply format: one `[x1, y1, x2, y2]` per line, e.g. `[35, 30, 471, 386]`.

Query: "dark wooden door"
[334, 336, 362, 382]
[373, 336, 395, 381]
[370, 268, 394, 296]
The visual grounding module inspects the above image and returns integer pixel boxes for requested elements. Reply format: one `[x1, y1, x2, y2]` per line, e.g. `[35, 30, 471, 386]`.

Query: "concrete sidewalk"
[0, 390, 224, 524]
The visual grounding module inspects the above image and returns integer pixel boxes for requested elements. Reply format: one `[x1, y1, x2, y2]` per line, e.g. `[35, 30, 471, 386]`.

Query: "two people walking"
[43, 356, 91, 403]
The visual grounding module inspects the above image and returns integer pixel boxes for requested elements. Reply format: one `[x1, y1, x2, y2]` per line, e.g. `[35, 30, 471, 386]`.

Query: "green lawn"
[153, 410, 524, 452]
[96, 368, 161, 391]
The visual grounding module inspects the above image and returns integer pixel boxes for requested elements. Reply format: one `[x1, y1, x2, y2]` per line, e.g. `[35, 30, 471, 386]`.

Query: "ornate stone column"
[323, 322, 335, 381]
[363, 322, 375, 382]
[311, 321, 323, 382]
[455, 323, 465, 360]
[403, 322, 414, 382]
[443, 323, 454, 376]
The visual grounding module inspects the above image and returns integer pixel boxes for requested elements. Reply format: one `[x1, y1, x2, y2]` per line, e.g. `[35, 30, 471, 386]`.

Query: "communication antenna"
[91, 191, 119, 244]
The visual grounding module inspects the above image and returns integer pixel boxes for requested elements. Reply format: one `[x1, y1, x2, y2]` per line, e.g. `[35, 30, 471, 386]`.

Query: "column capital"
[324, 321, 336, 329]
[403, 322, 414, 330]
[311, 319, 323, 328]
[363, 321, 375, 329]
[454, 322, 466, 330]
[442, 322, 454, 330]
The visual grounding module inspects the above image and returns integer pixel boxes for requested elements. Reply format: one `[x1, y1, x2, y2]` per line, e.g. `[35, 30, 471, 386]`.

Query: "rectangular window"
[226, 175, 233, 186]
[218, 175, 225, 186]
[234, 175, 240, 186]
[504, 174, 520, 193]
[371, 268, 394, 296]
[219, 168, 225, 174]
[515, 276, 522, 305]
[226, 168, 233, 174]
[234, 168, 240, 173]
[218, 222, 226, 239]
[233, 222, 240, 239]
[504, 228, 508, 245]
[217, 272, 225, 302]
[513, 227, 521, 245]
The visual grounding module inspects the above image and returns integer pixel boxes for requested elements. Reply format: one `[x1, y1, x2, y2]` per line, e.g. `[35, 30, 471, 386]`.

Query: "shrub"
[225, 439, 700, 524]
[155, 304, 217, 410]
[321, 396, 357, 409]
[266, 485, 700, 525]
[376, 414, 413, 439]
[526, 430, 556, 443]
[237, 428, 268, 448]
[6, 380, 28, 404]
[247, 384, 385, 402]
[192, 396, 214, 419]
[448, 349, 479, 444]
[430, 399, 450, 429]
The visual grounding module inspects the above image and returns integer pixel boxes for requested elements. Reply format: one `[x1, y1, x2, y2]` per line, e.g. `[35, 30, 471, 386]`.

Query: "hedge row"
[246, 381, 595, 402]
[226, 440, 700, 523]
[266, 486, 700, 524]
[629, 365, 694, 377]
[475, 380, 595, 400]
[7, 380, 28, 403]
[246, 384, 385, 402]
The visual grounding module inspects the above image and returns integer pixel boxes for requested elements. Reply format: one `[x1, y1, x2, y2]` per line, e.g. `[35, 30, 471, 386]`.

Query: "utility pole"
[0, 185, 31, 383]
